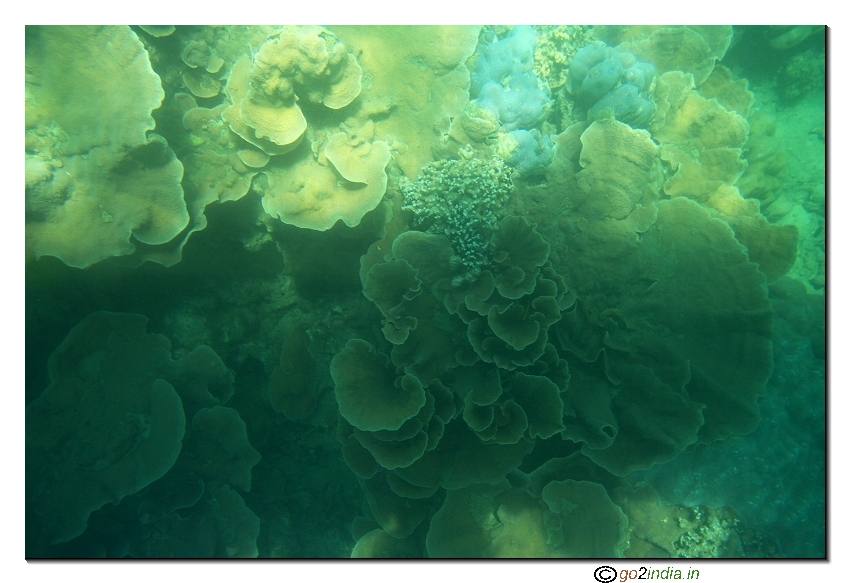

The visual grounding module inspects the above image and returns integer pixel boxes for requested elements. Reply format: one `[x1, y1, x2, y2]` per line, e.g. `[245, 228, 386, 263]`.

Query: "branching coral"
[25, 25, 818, 560]
[401, 154, 514, 275]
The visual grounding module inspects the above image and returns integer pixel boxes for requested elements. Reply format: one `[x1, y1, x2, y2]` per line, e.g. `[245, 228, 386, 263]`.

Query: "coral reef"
[24, 25, 824, 560]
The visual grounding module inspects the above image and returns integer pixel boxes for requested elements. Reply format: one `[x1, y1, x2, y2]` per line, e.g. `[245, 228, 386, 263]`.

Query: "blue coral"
[568, 44, 656, 128]
[469, 27, 552, 137]
[507, 129, 553, 176]
[589, 83, 655, 127]
[477, 73, 551, 132]
[578, 57, 624, 106]
[470, 26, 538, 98]
[568, 44, 611, 93]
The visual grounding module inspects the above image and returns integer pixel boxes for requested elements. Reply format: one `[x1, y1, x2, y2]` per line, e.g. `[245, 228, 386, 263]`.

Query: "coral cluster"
[25, 26, 188, 268]
[533, 25, 593, 91]
[24, 25, 823, 560]
[26, 312, 259, 557]
[568, 44, 656, 127]
[400, 154, 514, 276]
[469, 26, 555, 175]
[223, 26, 362, 154]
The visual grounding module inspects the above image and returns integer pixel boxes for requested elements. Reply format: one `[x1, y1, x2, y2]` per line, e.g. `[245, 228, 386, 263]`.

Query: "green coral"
[400, 153, 513, 278]
[533, 25, 593, 92]
[778, 47, 825, 101]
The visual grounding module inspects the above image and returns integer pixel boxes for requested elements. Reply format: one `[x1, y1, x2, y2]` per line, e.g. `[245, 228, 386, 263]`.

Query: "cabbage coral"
[25, 26, 188, 268]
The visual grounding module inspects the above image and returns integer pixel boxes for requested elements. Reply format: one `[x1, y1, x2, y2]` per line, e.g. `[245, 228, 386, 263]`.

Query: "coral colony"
[26, 25, 824, 558]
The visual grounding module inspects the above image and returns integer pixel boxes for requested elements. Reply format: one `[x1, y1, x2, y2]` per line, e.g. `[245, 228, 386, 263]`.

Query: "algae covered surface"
[25, 25, 825, 558]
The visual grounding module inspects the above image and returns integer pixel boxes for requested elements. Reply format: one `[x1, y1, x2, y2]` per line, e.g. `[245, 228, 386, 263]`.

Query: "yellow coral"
[262, 130, 391, 231]
[25, 26, 188, 268]
[331, 26, 480, 178]
[222, 27, 362, 156]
